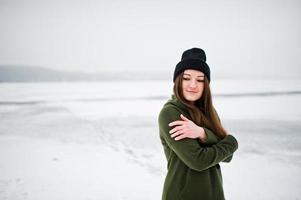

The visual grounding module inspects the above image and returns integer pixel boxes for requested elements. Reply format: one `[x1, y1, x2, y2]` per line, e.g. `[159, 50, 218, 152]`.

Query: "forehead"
[183, 69, 204, 76]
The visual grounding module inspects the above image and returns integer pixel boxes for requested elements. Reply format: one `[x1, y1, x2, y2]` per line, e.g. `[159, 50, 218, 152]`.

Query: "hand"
[169, 114, 206, 141]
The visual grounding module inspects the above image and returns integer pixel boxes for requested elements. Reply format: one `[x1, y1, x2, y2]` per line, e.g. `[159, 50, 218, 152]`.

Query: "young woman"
[158, 48, 238, 200]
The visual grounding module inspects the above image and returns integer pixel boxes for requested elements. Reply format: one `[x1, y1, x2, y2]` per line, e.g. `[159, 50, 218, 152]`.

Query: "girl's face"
[182, 69, 205, 103]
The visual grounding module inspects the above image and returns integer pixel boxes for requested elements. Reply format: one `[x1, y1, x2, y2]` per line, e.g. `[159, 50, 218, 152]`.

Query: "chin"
[183, 94, 200, 102]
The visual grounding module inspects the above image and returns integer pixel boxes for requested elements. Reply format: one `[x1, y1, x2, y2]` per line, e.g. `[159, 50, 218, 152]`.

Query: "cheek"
[198, 84, 204, 94]
[197, 82, 204, 89]
[199, 84, 204, 91]
[182, 82, 188, 91]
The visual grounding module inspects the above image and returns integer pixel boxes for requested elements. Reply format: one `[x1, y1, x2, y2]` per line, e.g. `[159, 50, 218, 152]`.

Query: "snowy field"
[0, 80, 301, 200]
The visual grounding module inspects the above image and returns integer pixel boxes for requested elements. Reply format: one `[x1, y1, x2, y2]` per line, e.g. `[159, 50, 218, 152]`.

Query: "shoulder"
[159, 102, 181, 117]
[158, 103, 183, 136]
[158, 102, 183, 124]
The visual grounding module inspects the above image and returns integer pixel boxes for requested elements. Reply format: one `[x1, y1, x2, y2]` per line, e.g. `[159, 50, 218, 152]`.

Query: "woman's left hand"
[169, 114, 207, 141]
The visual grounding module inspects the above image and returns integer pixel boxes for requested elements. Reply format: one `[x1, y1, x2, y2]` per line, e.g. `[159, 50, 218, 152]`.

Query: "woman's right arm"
[159, 106, 238, 171]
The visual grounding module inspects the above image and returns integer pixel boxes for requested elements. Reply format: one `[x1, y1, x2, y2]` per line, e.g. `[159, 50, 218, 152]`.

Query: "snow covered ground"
[0, 80, 301, 200]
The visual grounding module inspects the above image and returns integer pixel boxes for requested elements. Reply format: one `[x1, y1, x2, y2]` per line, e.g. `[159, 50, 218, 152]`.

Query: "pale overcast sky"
[0, 0, 300, 79]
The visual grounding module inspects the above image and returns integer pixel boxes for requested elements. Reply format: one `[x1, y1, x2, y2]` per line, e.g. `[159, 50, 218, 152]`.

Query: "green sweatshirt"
[158, 95, 238, 200]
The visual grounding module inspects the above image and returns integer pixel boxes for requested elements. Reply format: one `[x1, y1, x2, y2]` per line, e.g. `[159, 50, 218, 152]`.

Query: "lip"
[186, 90, 198, 93]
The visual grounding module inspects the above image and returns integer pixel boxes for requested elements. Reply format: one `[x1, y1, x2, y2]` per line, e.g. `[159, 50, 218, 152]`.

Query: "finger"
[175, 134, 187, 141]
[169, 120, 185, 127]
[170, 130, 184, 138]
[180, 114, 190, 122]
[169, 125, 185, 134]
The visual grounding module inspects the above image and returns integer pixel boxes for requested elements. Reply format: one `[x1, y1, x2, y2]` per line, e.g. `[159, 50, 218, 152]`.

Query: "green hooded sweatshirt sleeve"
[203, 127, 234, 163]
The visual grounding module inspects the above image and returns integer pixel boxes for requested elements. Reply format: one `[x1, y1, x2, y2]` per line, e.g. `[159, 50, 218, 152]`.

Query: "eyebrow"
[183, 73, 205, 77]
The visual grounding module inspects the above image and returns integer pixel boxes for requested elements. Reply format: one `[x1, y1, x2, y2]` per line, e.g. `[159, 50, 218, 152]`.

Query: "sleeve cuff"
[225, 135, 239, 150]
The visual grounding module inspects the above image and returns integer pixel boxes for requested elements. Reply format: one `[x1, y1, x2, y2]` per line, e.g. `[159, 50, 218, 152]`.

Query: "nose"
[189, 80, 197, 88]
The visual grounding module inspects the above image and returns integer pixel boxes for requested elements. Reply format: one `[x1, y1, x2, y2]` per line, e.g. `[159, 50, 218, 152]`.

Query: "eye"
[197, 79, 205, 82]
[183, 77, 190, 81]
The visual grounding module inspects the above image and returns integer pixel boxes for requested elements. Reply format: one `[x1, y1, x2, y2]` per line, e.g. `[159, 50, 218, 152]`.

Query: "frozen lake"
[0, 80, 301, 200]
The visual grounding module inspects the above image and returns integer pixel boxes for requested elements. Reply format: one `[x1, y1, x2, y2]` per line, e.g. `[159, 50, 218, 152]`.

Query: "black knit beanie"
[173, 48, 211, 83]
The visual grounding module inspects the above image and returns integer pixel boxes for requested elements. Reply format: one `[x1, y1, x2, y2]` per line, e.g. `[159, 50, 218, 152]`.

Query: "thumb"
[180, 114, 189, 121]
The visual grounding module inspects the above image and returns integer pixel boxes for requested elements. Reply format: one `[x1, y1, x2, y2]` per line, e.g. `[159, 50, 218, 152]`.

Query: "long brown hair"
[173, 72, 227, 139]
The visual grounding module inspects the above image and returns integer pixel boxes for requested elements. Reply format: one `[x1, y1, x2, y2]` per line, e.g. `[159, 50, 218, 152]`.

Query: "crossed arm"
[159, 105, 238, 171]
